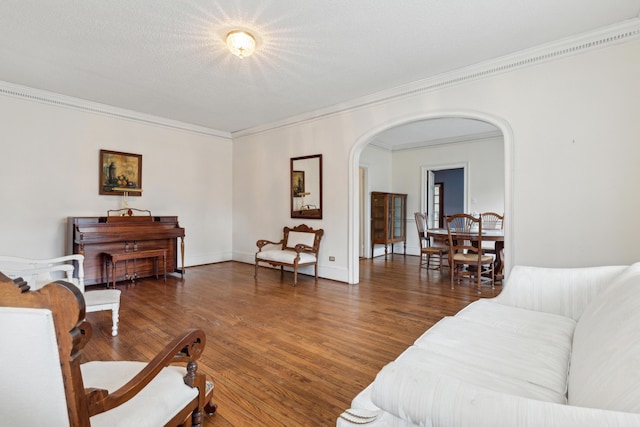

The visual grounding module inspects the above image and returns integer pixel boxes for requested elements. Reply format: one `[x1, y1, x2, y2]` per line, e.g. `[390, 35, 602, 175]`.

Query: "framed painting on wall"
[99, 150, 142, 196]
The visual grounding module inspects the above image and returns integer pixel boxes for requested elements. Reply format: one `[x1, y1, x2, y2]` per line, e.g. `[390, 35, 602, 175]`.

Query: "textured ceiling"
[0, 1, 638, 135]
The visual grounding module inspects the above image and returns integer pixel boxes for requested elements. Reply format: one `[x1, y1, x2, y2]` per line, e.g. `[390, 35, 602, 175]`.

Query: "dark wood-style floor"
[81, 256, 501, 426]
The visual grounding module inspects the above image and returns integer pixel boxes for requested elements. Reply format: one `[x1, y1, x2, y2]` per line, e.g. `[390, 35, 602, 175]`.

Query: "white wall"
[0, 95, 233, 267]
[360, 145, 392, 194]
[232, 36, 640, 283]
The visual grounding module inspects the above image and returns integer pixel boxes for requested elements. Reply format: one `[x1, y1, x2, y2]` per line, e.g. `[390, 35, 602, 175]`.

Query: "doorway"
[423, 166, 465, 228]
[349, 113, 511, 285]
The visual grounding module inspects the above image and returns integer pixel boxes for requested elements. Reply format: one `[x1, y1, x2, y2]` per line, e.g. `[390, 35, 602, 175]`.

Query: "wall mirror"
[291, 154, 323, 219]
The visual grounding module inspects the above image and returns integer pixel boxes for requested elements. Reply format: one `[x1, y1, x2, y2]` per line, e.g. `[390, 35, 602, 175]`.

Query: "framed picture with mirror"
[291, 154, 322, 219]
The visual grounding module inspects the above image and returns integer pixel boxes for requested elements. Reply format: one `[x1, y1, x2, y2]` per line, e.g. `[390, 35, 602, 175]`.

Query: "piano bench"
[104, 248, 167, 289]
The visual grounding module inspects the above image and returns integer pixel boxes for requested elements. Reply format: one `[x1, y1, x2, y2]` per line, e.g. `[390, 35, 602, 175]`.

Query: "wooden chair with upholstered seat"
[414, 212, 448, 272]
[255, 224, 324, 286]
[446, 213, 494, 293]
[0, 272, 215, 427]
[0, 254, 121, 336]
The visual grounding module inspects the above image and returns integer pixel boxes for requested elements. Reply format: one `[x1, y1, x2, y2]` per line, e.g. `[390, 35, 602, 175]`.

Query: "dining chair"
[480, 212, 504, 255]
[414, 212, 447, 272]
[446, 213, 494, 292]
[481, 212, 504, 230]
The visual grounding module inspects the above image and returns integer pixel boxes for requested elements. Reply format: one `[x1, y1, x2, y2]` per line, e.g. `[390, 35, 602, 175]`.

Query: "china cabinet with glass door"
[370, 192, 407, 259]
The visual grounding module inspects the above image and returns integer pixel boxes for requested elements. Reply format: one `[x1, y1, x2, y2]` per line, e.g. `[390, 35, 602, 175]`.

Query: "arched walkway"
[347, 110, 514, 284]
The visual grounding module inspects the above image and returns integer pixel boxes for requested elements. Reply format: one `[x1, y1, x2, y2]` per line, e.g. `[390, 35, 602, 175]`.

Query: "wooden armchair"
[0, 254, 121, 336]
[0, 272, 215, 426]
[254, 224, 324, 286]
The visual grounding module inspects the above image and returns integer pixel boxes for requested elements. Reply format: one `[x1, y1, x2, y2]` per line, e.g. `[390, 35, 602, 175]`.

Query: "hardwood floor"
[81, 256, 502, 426]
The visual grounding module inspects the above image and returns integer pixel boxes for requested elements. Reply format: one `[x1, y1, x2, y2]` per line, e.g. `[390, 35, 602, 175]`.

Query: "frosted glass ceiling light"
[226, 30, 256, 58]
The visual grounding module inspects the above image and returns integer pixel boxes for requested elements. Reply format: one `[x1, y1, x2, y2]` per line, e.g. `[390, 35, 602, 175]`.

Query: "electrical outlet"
[329, 256, 335, 262]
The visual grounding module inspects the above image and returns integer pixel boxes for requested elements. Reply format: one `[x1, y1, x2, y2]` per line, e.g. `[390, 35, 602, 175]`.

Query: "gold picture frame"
[99, 150, 142, 196]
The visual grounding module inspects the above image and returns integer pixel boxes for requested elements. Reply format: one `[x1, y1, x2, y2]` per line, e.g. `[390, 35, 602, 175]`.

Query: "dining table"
[426, 228, 505, 281]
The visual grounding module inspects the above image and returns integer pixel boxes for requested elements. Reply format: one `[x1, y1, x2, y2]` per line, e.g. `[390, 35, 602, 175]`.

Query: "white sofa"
[338, 263, 640, 426]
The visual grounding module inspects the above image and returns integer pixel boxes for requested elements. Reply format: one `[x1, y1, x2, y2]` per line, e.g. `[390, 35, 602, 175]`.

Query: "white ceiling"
[0, 1, 638, 139]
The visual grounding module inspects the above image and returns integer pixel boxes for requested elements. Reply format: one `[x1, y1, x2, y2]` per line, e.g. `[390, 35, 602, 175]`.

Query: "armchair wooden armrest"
[294, 243, 315, 253]
[87, 328, 207, 416]
[256, 239, 284, 250]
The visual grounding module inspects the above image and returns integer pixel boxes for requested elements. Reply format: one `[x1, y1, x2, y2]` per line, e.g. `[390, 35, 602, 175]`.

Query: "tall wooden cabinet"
[370, 192, 407, 259]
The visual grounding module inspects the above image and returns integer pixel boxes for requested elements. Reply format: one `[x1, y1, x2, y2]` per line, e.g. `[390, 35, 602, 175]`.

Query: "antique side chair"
[0, 272, 214, 426]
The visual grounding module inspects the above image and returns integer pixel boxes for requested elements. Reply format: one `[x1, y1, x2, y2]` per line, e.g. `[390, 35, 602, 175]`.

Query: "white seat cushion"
[82, 361, 198, 427]
[256, 249, 317, 264]
[410, 317, 571, 403]
[84, 289, 120, 306]
[408, 305, 575, 403]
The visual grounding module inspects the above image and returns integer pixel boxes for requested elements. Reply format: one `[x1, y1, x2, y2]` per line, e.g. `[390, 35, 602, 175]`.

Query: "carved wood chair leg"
[191, 408, 203, 427]
[293, 268, 298, 286]
[254, 262, 259, 279]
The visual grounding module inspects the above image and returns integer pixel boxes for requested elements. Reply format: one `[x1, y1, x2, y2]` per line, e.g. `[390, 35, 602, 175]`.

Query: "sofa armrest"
[370, 365, 640, 427]
[492, 265, 627, 320]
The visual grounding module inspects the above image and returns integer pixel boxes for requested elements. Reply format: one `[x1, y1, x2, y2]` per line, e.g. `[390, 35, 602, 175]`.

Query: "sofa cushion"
[568, 262, 640, 412]
[457, 299, 577, 342]
[409, 305, 575, 403]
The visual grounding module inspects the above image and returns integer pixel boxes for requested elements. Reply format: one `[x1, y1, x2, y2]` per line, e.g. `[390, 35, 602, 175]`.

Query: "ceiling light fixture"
[226, 30, 256, 59]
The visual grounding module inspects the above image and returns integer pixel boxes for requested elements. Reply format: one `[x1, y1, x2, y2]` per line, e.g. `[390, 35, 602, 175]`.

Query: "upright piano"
[68, 214, 185, 286]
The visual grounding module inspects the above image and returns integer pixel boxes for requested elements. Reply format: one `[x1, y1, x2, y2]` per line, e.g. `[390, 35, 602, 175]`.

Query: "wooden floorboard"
[81, 255, 502, 426]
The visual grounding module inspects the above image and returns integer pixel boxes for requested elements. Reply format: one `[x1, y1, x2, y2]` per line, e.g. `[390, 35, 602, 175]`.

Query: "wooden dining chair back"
[481, 212, 504, 230]
[414, 212, 447, 271]
[0, 272, 214, 427]
[480, 212, 504, 255]
[446, 213, 494, 292]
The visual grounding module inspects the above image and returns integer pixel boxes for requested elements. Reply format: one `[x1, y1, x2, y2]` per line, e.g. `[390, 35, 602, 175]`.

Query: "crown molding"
[234, 18, 640, 139]
[0, 81, 232, 139]
[1, 18, 638, 141]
